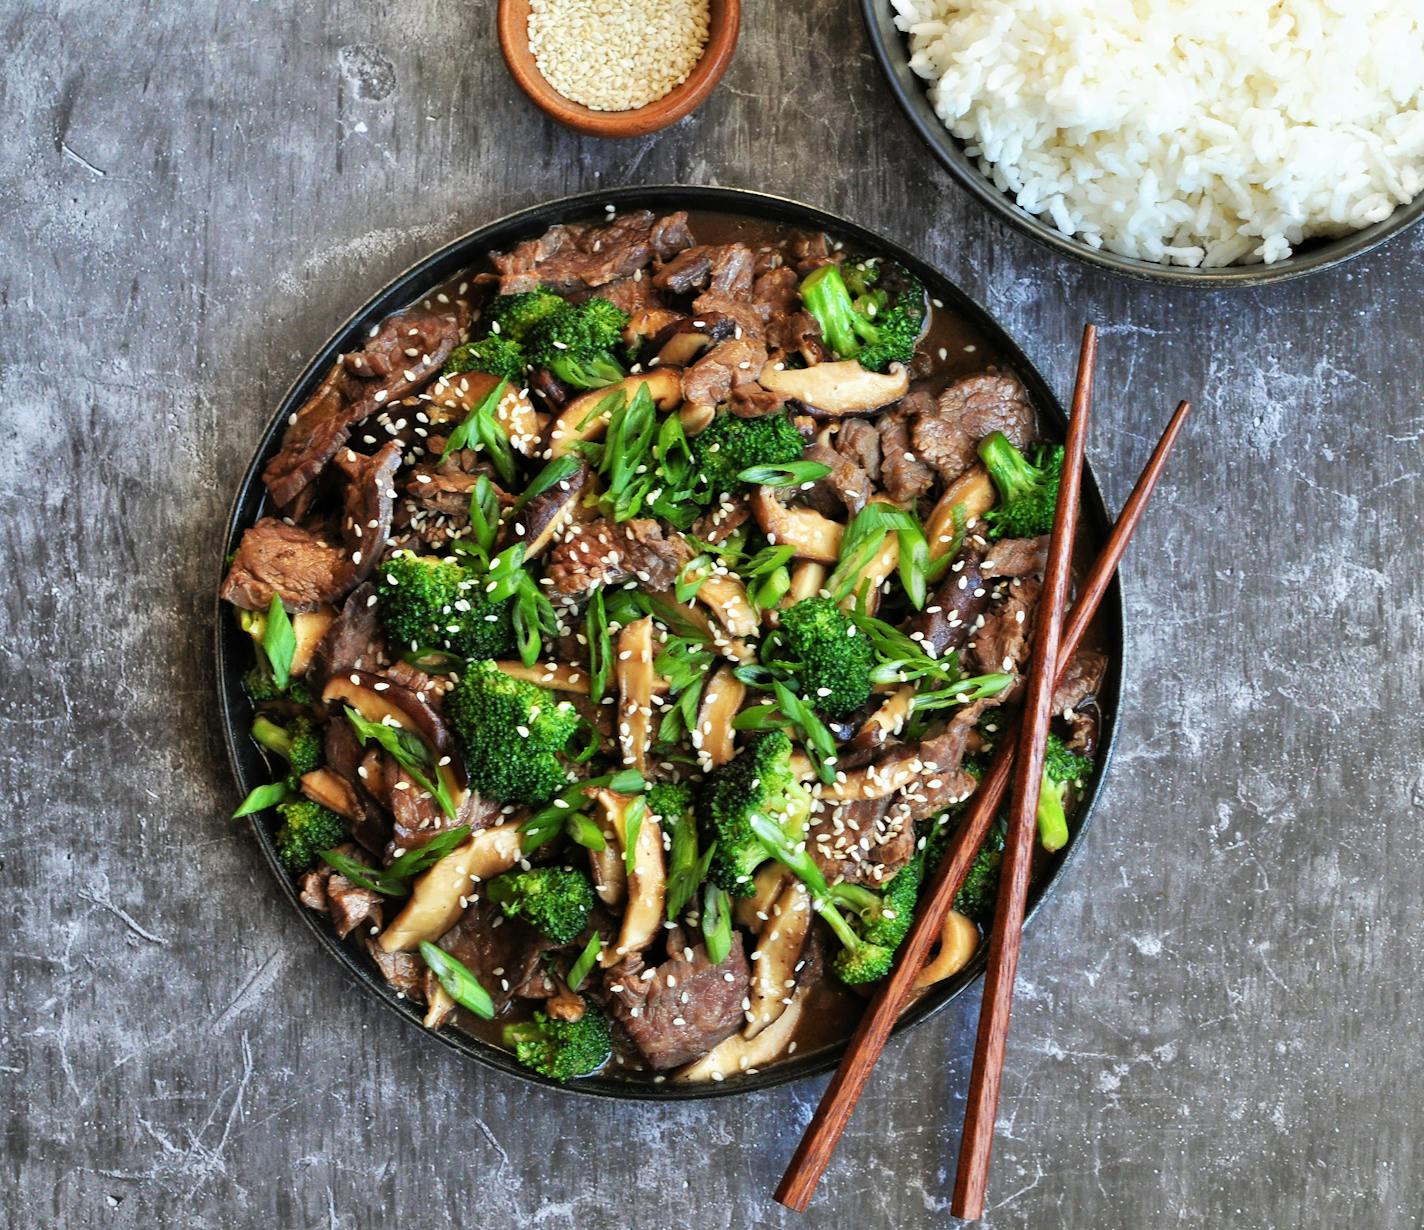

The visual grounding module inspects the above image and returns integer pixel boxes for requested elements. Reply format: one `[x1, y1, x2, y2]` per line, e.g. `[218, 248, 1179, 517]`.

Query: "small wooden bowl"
[497, 0, 740, 138]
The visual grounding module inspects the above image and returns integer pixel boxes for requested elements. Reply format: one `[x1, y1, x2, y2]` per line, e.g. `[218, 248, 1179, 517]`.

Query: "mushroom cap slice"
[926, 464, 996, 559]
[693, 663, 745, 771]
[428, 370, 544, 456]
[378, 824, 523, 952]
[758, 359, 909, 416]
[593, 789, 666, 964]
[546, 369, 683, 457]
[675, 988, 806, 1083]
[742, 878, 812, 1039]
[913, 909, 980, 989]
[615, 617, 655, 775]
[782, 560, 827, 606]
[751, 487, 844, 564]
[289, 608, 336, 676]
[694, 572, 759, 639]
[822, 746, 923, 802]
[850, 685, 916, 757]
[492, 660, 590, 694]
[733, 863, 791, 933]
[588, 788, 629, 907]
[505, 460, 589, 558]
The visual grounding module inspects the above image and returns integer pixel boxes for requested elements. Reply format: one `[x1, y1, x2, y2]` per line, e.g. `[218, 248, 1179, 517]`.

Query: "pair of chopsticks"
[776, 325, 1192, 1218]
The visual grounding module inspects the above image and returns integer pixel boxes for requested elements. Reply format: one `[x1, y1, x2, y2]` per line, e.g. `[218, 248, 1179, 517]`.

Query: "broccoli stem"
[799, 264, 864, 358]
[251, 715, 292, 761]
[1036, 775, 1070, 852]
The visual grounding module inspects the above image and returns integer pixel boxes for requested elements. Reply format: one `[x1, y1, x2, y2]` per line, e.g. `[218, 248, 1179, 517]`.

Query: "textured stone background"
[4, 2, 1422, 1227]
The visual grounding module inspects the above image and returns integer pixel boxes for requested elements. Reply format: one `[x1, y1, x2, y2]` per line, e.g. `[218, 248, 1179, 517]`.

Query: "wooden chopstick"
[775, 337, 1190, 1211]
[949, 325, 1096, 1218]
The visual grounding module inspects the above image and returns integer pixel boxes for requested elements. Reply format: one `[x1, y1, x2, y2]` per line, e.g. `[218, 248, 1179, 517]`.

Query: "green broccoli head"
[376, 552, 515, 658]
[647, 782, 695, 825]
[1036, 732, 1093, 853]
[953, 819, 1006, 921]
[445, 660, 579, 804]
[503, 1002, 612, 1080]
[251, 714, 322, 779]
[698, 731, 812, 897]
[799, 260, 927, 373]
[274, 799, 346, 872]
[527, 299, 628, 390]
[691, 409, 807, 494]
[978, 432, 1064, 540]
[487, 867, 596, 944]
[1044, 733, 1093, 786]
[779, 596, 874, 717]
[444, 335, 527, 383]
[831, 851, 926, 950]
[486, 289, 566, 344]
[242, 665, 313, 706]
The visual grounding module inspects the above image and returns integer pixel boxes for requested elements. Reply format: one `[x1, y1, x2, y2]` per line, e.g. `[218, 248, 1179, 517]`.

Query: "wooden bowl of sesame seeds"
[497, 0, 740, 138]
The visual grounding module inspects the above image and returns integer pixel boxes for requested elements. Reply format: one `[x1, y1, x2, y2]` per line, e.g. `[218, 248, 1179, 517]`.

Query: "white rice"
[891, 0, 1424, 266]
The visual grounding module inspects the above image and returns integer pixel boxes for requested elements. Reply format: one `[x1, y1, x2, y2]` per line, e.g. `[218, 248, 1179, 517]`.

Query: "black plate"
[216, 185, 1125, 1099]
[862, 1, 1424, 287]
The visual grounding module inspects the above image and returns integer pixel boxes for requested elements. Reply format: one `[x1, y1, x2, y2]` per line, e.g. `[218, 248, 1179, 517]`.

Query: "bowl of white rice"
[868, 0, 1424, 284]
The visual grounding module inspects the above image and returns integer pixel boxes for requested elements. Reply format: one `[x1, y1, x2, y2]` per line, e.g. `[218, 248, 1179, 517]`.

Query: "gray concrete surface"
[3, 2, 1422, 1227]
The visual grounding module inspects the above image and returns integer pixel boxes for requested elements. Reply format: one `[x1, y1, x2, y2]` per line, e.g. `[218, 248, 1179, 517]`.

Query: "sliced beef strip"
[605, 932, 749, 1069]
[878, 399, 937, 505]
[298, 850, 385, 940]
[982, 536, 1049, 578]
[906, 546, 990, 657]
[728, 381, 784, 419]
[912, 372, 1036, 483]
[652, 245, 717, 294]
[681, 336, 769, 409]
[689, 292, 765, 344]
[436, 900, 559, 1013]
[800, 442, 871, 517]
[333, 440, 402, 580]
[836, 418, 881, 484]
[219, 519, 349, 612]
[751, 266, 799, 323]
[308, 582, 383, 693]
[896, 720, 981, 825]
[388, 764, 453, 852]
[792, 232, 834, 275]
[968, 576, 1041, 677]
[767, 310, 825, 365]
[652, 242, 755, 299]
[592, 276, 657, 316]
[263, 303, 469, 512]
[492, 210, 694, 295]
[318, 720, 393, 854]
[1051, 647, 1108, 753]
[366, 939, 426, 999]
[690, 494, 750, 545]
[545, 518, 690, 600]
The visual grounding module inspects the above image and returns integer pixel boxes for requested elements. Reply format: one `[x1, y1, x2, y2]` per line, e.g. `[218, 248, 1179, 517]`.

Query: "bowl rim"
[215, 183, 1127, 1100]
[496, 0, 741, 139]
[860, 0, 1424, 288]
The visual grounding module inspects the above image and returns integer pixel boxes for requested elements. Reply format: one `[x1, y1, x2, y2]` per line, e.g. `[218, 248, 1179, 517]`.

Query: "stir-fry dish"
[220, 208, 1110, 1084]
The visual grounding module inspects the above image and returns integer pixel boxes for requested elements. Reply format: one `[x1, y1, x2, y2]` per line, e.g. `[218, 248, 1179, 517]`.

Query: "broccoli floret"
[829, 851, 925, 950]
[503, 1001, 612, 1080]
[376, 552, 515, 658]
[978, 432, 1064, 540]
[697, 732, 812, 898]
[691, 409, 807, 494]
[487, 867, 595, 943]
[527, 299, 628, 389]
[273, 799, 345, 872]
[445, 660, 579, 804]
[648, 782, 695, 824]
[954, 825, 1005, 921]
[444, 335, 527, 383]
[799, 261, 927, 373]
[251, 714, 322, 784]
[1036, 733, 1093, 852]
[779, 597, 874, 717]
[242, 665, 313, 705]
[486, 289, 566, 344]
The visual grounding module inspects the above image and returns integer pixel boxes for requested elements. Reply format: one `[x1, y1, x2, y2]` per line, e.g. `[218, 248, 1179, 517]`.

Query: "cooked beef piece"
[652, 242, 755, 299]
[969, 576, 1041, 677]
[263, 304, 468, 512]
[383, 659, 442, 703]
[605, 932, 749, 1069]
[982, 536, 1049, 578]
[437, 900, 559, 1013]
[545, 517, 689, 600]
[388, 764, 451, 852]
[1051, 647, 1108, 753]
[652, 245, 717, 294]
[334, 439, 402, 579]
[809, 795, 916, 886]
[836, 418, 882, 484]
[219, 518, 349, 612]
[308, 582, 383, 692]
[879, 400, 937, 505]
[907, 546, 989, 656]
[691, 494, 750, 544]
[897, 722, 980, 824]
[492, 210, 694, 295]
[317, 720, 393, 854]
[593, 276, 657, 316]
[365, 939, 426, 999]
[752, 265, 799, 329]
[801, 442, 871, 517]
[690, 291, 765, 344]
[706, 243, 755, 299]
[912, 372, 1036, 483]
[682, 337, 770, 408]
[298, 848, 385, 939]
[792, 232, 833, 275]
[728, 381, 784, 419]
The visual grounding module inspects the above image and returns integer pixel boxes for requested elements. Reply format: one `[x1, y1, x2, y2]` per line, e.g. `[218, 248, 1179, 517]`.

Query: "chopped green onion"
[622, 796, 646, 876]
[702, 883, 732, 965]
[565, 934, 603, 992]
[420, 942, 496, 1020]
[737, 460, 832, 487]
[232, 780, 291, 819]
[262, 594, 296, 689]
[343, 707, 457, 819]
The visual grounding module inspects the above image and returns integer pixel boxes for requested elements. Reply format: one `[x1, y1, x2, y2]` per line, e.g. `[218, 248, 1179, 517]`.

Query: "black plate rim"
[860, 0, 1424, 288]
[215, 183, 1127, 1100]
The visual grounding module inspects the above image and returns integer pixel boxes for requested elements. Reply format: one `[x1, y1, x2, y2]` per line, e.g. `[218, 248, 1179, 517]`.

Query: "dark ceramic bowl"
[862, 1, 1424, 287]
[215, 185, 1125, 1098]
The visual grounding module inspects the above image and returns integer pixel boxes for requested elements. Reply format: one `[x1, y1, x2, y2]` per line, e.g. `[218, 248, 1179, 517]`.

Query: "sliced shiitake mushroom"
[675, 989, 806, 1083]
[615, 617, 655, 774]
[588, 787, 628, 907]
[751, 486, 844, 563]
[849, 685, 915, 757]
[423, 982, 456, 1030]
[679, 403, 716, 436]
[694, 572, 759, 639]
[840, 497, 900, 616]
[492, 660, 590, 694]
[377, 823, 523, 952]
[913, 910, 980, 989]
[758, 359, 909, 416]
[624, 307, 685, 350]
[504, 459, 588, 558]
[822, 746, 922, 802]
[693, 664, 745, 769]
[733, 863, 791, 933]
[593, 789, 666, 964]
[298, 768, 363, 820]
[655, 314, 734, 368]
[290, 608, 335, 676]
[926, 464, 996, 559]
[647, 592, 754, 663]
[782, 560, 827, 606]
[427, 370, 544, 455]
[743, 878, 811, 1039]
[545, 368, 683, 457]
